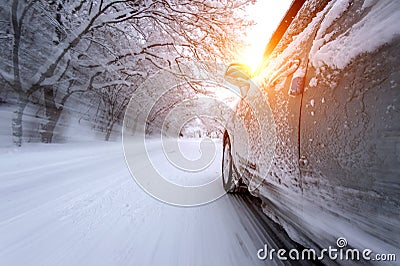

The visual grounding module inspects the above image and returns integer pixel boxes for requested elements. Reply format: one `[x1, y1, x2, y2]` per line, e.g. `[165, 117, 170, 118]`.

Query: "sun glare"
[239, 0, 293, 74]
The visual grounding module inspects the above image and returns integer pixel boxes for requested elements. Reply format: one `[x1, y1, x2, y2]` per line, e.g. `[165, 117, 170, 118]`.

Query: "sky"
[239, 0, 293, 71]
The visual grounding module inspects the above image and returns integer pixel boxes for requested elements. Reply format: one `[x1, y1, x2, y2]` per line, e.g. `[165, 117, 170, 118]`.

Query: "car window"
[268, 0, 330, 63]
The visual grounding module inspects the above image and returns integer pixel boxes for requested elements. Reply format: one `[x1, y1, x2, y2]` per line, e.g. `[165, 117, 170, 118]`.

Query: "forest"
[0, 0, 254, 146]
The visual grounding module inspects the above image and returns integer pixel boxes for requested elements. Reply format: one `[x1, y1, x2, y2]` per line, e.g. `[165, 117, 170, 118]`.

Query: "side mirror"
[224, 63, 251, 98]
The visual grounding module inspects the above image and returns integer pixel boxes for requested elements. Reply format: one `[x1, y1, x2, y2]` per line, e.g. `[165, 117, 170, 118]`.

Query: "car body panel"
[229, 84, 277, 193]
[299, 0, 400, 249]
[227, 0, 400, 252]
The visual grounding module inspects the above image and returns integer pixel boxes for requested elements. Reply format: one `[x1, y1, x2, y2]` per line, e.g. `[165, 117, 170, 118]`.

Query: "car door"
[252, 0, 332, 239]
[257, 0, 331, 194]
[299, 0, 400, 248]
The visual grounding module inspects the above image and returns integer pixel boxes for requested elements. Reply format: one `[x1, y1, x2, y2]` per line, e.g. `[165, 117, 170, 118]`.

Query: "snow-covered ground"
[0, 139, 296, 266]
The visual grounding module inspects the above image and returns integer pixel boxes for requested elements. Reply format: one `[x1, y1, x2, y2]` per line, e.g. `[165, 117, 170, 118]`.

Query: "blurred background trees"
[0, 0, 253, 146]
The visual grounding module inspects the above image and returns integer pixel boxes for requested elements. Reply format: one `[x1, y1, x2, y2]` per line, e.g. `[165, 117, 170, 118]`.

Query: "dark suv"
[223, 0, 399, 254]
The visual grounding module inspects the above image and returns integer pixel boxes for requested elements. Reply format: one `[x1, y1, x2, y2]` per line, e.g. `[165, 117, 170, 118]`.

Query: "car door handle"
[264, 59, 300, 88]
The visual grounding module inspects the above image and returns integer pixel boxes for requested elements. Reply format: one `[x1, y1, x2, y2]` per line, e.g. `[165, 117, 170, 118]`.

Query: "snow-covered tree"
[0, 0, 254, 145]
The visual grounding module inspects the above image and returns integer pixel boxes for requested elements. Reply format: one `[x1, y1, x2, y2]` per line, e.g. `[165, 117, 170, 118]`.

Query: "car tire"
[222, 133, 243, 193]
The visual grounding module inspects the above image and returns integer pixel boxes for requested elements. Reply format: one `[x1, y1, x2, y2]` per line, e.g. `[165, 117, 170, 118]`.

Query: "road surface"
[0, 139, 308, 266]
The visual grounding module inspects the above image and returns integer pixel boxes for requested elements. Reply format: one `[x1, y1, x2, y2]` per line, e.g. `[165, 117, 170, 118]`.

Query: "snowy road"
[0, 140, 302, 266]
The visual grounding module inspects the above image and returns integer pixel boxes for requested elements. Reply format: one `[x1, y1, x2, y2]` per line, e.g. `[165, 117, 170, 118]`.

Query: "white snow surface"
[310, 0, 400, 69]
[0, 140, 271, 266]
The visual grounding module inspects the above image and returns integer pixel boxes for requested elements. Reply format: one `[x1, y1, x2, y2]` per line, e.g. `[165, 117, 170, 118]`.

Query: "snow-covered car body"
[223, 0, 400, 253]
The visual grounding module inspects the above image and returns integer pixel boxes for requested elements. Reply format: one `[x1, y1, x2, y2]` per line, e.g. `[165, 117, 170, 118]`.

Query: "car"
[222, 0, 400, 254]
